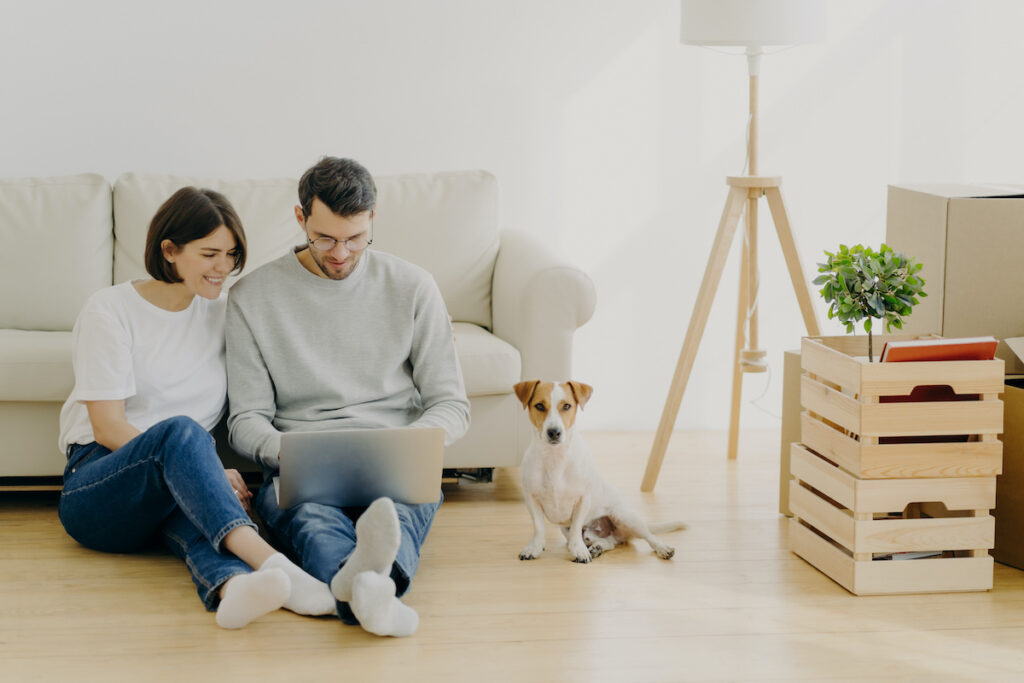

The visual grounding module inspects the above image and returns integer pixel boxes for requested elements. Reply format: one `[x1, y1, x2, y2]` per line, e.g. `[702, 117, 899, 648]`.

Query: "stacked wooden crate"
[789, 335, 1004, 595]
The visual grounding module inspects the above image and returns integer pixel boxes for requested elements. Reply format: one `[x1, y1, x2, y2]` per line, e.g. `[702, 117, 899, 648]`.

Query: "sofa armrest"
[491, 229, 596, 380]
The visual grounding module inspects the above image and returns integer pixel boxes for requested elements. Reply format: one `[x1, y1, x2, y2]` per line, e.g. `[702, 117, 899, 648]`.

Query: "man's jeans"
[59, 416, 258, 610]
[256, 480, 440, 624]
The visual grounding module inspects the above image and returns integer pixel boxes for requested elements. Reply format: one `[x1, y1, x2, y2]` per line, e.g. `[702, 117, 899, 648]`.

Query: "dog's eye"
[561, 403, 572, 411]
[533, 403, 546, 412]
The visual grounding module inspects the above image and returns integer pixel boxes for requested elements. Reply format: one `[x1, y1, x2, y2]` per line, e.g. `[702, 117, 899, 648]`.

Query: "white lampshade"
[681, 0, 825, 47]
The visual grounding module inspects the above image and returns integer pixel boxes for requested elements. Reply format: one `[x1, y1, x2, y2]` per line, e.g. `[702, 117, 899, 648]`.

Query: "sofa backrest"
[374, 170, 499, 329]
[112, 170, 499, 329]
[0, 174, 113, 331]
[112, 173, 302, 294]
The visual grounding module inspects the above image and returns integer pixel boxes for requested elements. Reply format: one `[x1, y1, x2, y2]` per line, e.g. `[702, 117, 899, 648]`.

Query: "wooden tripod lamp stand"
[642, 0, 826, 492]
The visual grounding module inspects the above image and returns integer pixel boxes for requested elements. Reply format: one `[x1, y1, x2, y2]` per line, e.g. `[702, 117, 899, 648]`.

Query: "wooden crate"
[800, 335, 1004, 479]
[790, 444, 994, 594]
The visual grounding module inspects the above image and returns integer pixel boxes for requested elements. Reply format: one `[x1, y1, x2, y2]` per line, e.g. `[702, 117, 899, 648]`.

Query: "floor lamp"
[642, 0, 825, 492]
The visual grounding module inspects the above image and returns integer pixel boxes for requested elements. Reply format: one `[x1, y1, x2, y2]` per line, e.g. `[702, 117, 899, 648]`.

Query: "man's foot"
[261, 552, 336, 616]
[349, 571, 419, 637]
[215, 568, 290, 629]
[330, 498, 401, 602]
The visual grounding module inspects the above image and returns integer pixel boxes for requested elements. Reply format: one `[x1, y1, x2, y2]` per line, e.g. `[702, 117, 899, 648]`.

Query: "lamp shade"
[681, 0, 825, 47]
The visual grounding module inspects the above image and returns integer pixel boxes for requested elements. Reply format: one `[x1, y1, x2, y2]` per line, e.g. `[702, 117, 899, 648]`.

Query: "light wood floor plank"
[2, 430, 1023, 682]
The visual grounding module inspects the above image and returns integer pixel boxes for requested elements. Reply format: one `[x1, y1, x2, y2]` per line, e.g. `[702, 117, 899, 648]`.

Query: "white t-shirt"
[58, 281, 228, 454]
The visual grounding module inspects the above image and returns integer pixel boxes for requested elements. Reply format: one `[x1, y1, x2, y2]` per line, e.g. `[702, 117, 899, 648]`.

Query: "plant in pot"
[813, 243, 926, 361]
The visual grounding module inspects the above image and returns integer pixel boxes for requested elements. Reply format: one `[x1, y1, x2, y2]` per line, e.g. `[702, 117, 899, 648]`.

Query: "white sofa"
[0, 170, 595, 480]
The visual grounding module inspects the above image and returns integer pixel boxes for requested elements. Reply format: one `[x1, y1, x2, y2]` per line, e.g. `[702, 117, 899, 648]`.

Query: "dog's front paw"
[586, 544, 606, 560]
[569, 543, 592, 563]
[519, 544, 545, 560]
[654, 544, 675, 560]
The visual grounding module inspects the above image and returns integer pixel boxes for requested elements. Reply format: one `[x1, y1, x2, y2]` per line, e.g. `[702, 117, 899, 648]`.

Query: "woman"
[57, 187, 334, 628]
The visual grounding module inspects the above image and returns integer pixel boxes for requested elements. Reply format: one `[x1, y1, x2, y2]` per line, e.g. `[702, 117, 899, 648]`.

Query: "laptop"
[274, 426, 445, 509]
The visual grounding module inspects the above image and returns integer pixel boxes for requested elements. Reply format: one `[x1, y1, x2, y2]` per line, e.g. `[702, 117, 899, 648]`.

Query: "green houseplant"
[813, 244, 926, 361]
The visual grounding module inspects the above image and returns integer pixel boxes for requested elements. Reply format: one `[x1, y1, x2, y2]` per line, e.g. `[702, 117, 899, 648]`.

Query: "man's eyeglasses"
[307, 220, 373, 252]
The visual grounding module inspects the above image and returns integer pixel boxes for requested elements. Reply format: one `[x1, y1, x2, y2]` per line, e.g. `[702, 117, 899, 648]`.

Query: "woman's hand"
[224, 468, 253, 513]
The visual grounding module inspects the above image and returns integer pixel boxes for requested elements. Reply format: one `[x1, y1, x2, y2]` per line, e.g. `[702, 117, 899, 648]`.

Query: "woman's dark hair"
[298, 157, 377, 219]
[144, 187, 247, 283]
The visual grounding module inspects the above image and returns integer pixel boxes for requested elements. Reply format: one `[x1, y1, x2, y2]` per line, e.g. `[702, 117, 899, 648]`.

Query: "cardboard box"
[994, 338, 1024, 571]
[886, 184, 1024, 373]
[996, 377, 1024, 570]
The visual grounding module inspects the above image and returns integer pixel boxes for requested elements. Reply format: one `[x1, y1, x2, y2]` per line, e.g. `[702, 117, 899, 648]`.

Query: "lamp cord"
[697, 44, 791, 421]
[749, 363, 781, 421]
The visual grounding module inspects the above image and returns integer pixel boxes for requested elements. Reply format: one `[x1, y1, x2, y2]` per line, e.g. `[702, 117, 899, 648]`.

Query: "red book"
[879, 336, 998, 362]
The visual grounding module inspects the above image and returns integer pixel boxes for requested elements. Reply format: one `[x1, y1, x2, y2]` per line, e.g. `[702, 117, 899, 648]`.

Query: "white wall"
[2, 0, 1022, 430]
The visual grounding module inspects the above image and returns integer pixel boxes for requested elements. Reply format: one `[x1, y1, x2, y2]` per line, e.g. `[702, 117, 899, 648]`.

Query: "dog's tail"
[649, 521, 687, 534]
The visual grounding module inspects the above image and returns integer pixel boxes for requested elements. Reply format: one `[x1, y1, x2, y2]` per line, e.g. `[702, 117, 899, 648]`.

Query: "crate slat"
[790, 441, 854, 507]
[790, 480, 856, 549]
[791, 444, 995, 512]
[791, 518, 994, 595]
[799, 413, 1003, 479]
[860, 359, 1005, 397]
[854, 515, 992, 553]
[860, 400, 1003, 437]
[801, 337, 864, 393]
[801, 375, 861, 434]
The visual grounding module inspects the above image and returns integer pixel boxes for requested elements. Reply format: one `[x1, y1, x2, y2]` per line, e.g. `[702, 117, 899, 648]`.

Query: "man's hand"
[224, 468, 253, 513]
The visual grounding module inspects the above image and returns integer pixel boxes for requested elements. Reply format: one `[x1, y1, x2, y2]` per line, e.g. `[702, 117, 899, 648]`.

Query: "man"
[225, 157, 470, 637]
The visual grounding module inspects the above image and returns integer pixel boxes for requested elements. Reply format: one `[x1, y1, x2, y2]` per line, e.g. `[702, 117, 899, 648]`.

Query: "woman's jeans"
[256, 480, 440, 624]
[58, 416, 258, 610]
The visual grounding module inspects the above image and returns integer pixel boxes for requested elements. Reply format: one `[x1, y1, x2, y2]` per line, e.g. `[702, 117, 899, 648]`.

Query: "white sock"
[215, 568, 289, 629]
[261, 552, 336, 616]
[349, 571, 419, 637]
[330, 497, 401, 602]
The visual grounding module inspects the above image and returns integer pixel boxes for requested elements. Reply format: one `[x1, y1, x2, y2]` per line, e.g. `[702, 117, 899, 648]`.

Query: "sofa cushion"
[0, 174, 112, 331]
[0, 323, 516, 404]
[112, 170, 499, 329]
[453, 323, 520, 397]
[0, 330, 73, 401]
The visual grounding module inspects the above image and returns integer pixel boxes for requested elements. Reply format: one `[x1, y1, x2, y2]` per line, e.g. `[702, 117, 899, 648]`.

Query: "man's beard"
[311, 250, 361, 280]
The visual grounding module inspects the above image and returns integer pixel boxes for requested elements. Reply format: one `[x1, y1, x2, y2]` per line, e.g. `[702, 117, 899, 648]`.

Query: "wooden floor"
[3, 430, 1024, 682]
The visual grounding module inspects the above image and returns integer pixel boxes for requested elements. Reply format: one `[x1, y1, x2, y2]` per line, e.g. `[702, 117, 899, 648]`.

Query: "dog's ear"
[513, 380, 541, 409]
[567, 381, 593, 409]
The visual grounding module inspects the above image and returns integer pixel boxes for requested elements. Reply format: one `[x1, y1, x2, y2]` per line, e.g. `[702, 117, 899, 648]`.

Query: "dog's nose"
[546, 427, 562, 442]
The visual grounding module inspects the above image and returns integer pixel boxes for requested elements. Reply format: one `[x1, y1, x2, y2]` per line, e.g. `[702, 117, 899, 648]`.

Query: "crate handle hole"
[879, 384, 980, 403]
[897, 501, 963, 519]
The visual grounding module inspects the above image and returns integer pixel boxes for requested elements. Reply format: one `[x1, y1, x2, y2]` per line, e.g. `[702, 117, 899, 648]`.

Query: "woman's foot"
[261, 552, 336, 616]
[215, 568, 290, 629]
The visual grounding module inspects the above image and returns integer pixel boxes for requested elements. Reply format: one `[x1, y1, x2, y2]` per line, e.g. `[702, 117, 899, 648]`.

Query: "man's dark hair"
[298, 157, 377, 219]
[144, 186, 247, 283]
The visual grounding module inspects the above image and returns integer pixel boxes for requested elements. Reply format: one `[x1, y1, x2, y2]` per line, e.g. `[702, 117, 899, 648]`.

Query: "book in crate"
[880, 335, 998, 363]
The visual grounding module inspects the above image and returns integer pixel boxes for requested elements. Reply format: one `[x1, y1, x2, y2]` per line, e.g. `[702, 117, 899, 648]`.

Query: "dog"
[513, 380, 686, 563]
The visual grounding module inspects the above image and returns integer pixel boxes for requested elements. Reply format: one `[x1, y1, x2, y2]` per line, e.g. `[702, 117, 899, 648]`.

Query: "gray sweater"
[225, 249, 470, 470]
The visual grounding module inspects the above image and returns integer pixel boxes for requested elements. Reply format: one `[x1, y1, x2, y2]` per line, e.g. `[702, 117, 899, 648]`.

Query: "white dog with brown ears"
[513, 380, 686, 563]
